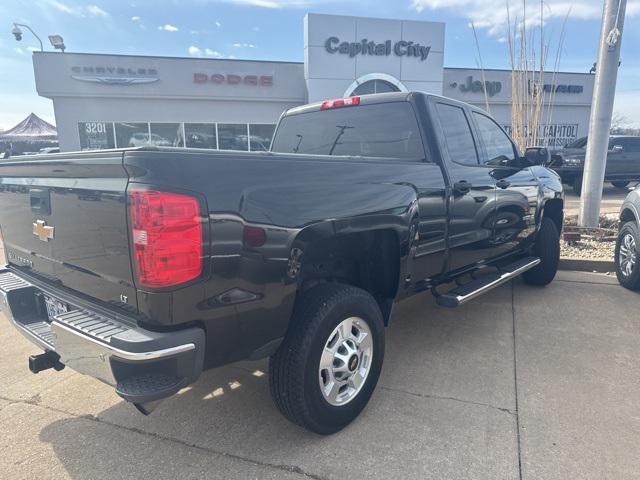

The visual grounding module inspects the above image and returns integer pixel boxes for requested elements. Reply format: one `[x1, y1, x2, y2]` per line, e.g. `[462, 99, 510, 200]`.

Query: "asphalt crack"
[511, 282, 523, 480]
[0, 395, 327, 480]
[379, 385, 516, 416]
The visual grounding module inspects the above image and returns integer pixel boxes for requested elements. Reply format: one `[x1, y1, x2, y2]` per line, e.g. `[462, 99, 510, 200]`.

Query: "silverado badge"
[33, 220, 54, 242]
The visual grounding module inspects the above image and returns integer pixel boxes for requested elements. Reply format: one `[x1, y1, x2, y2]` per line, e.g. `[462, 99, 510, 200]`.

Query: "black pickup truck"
[552, 135, 640, 195]
[0, 92, 563, 434]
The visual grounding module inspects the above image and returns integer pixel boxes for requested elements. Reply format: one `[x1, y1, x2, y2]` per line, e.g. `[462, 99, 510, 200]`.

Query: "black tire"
[615, 221, 640, 290]
[523, 217, 560, 286]
[269, 283, 385, 435]
[572, 177, 583, 196]
[611, 181, 630, 189]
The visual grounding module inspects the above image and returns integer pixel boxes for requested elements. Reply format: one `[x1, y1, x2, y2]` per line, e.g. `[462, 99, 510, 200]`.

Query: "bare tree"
[505, 0, 570, 150]
[610, 112, 631, 134]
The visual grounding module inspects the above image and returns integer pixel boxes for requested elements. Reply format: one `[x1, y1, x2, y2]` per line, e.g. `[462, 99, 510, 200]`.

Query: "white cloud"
[14, 47, 24, 55]
[189, 46, 228, 58]
[224, 0, 312, 8]
[47, 0, 76, 15]
[158, 24, 179, 32]
[86, 4, 108, 17]
[215, 21, 222, 27]
[232, 42, 255, 48]
[131, 15, 141, 21]
[410, 0, 640, 36]
[27, 46, 39, 52]
[46, 1, 110, 17]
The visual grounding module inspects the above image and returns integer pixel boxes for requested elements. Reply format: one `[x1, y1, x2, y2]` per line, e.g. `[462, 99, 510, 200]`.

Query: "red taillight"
[320, 96, 361, 110]
[129, 189, 203, 288]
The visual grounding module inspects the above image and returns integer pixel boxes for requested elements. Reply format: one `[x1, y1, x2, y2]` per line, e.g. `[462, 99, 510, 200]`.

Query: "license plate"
[44, 295, 69, 321]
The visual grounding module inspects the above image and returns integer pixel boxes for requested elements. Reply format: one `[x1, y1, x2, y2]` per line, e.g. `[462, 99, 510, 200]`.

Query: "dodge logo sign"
[193, 73, 273, 86]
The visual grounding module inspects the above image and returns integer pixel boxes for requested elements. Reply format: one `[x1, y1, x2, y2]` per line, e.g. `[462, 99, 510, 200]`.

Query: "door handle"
[496, 179, 511, 189]
[453, 181, 472, 194]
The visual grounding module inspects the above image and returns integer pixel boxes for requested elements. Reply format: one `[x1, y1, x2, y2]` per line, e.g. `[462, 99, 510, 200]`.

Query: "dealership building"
[32, 13, 595, 153]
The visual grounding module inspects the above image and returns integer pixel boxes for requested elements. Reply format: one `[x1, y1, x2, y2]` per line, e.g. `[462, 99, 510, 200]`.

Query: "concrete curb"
[559, 257, 615, 273]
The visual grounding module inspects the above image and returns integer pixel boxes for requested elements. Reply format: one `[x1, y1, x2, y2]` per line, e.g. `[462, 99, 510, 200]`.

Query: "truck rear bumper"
[0, 268, 205, 405]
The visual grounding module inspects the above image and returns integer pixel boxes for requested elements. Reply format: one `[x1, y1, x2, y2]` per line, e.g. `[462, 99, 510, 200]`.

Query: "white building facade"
[32, 13, 594, 152]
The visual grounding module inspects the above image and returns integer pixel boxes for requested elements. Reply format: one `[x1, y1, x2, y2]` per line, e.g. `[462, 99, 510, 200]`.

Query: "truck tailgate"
[0, 152, 136, 311]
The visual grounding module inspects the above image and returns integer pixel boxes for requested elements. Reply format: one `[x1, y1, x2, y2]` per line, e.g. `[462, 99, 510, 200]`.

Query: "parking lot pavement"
[0, 271, 638, 480]
[564, 183, 635, 215]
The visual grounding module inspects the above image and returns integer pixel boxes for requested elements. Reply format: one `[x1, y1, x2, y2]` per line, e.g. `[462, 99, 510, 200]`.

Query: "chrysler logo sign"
[71, 66, 159, 85]
[193, 73, 273, 86]
[325, 37, 431, 61]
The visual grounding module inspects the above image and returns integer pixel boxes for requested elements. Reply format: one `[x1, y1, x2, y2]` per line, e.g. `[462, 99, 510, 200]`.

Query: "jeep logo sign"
[325, 37, 431, 61]
[193, 73, 273, 86]
[451, 76, 502, 97]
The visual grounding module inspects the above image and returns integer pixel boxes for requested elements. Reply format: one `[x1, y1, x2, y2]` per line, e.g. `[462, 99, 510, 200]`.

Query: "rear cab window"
[271, 102, 425, 161]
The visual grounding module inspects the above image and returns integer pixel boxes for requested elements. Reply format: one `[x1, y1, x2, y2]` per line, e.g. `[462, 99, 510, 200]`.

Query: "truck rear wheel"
[523, 217, 560, 286]
[269, 283, 385, 434]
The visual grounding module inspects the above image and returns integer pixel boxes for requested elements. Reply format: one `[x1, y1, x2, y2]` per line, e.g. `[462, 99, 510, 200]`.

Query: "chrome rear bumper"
[0, 269, 205, 404]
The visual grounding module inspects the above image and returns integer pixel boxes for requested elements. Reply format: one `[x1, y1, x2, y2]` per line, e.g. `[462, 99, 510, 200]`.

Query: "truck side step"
[435, 256, 541, 308]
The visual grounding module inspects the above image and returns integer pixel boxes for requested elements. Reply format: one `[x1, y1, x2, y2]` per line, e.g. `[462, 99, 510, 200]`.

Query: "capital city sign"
[325, 37, 431, 61]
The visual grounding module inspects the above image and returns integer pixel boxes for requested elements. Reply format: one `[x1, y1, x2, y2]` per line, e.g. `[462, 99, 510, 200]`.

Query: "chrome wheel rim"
[319, 316, 373, 406]
[619, 233, 637, 277]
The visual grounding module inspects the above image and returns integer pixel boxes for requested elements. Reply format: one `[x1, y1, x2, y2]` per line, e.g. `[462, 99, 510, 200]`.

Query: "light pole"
[579, 0, 627, 227]
[11, 23, 44, 51]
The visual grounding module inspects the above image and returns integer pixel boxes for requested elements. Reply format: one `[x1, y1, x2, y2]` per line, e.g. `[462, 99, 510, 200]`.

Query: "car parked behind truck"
[552, 135, 640, 195]
[0, 92, 563, 434]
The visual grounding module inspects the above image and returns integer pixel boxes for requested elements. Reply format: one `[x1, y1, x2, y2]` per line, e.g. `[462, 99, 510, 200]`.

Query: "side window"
[614, 138, 640, 153]
[628, 139, 640, 153]
[473, 112, 518, 166]
[435, 103, 479, 166]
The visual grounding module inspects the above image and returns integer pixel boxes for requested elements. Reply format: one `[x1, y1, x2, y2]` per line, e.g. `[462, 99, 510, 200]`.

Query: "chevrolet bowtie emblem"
[33, 220, 54, 242]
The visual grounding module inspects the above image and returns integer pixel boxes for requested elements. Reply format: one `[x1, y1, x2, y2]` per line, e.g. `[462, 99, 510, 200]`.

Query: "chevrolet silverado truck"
[0, 92, 563, 434]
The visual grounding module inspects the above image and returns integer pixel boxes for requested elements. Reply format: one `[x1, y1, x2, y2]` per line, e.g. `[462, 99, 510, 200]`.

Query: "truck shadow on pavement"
[36, 285, 518, 479]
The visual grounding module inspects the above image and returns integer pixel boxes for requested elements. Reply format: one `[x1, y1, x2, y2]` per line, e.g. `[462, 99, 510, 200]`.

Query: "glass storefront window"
[184, 123, 217, 149]
[78, 122, 115, 150]
[88, 122, 274, 151]
[150, 123, 184, 147]
[249, 124, 276, 151]
[115, 122, 149, 148]
[218, 124, 249, 151]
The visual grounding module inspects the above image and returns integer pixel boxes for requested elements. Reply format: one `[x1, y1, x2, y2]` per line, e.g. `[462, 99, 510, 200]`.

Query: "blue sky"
[1, 0, 639, 129]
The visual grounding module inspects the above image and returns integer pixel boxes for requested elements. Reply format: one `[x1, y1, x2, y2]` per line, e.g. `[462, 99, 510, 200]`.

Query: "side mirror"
[524, 146, 551, 166]
[611, 144, 624, 153]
